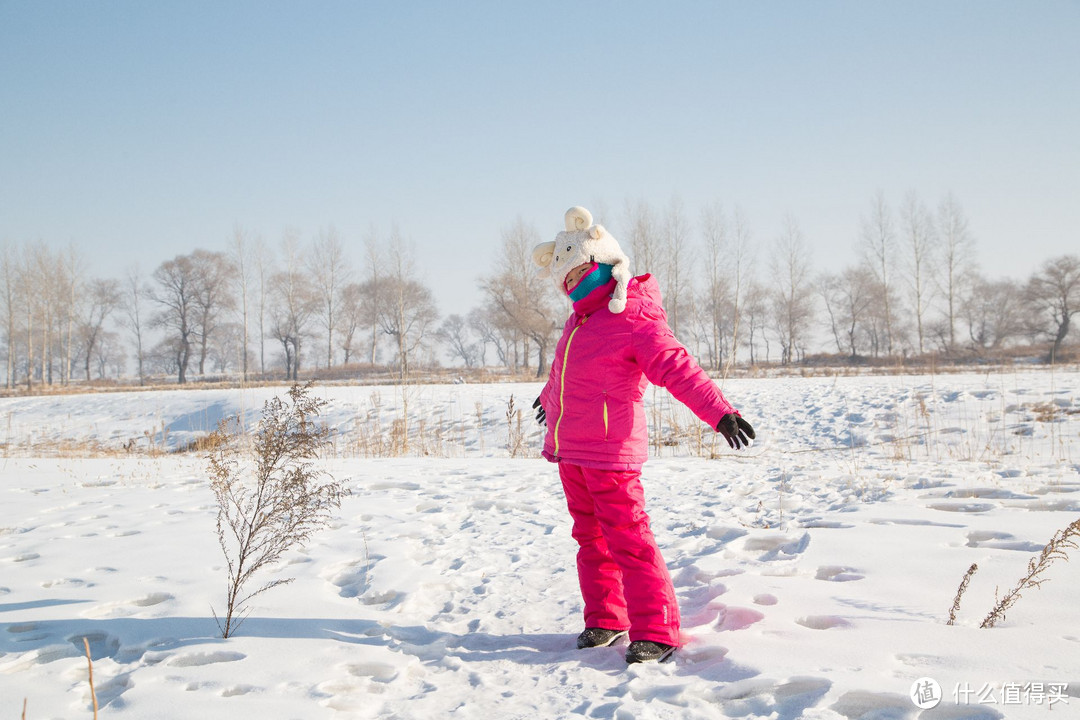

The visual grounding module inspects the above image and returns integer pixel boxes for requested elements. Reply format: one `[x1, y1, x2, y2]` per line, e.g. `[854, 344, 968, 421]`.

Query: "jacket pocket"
[602, 393, 609, 440]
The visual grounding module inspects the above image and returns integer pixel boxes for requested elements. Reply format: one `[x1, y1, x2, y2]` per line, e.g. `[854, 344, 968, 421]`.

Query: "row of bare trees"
[1, 225, 438, 388]
[3, 192, 1077, 388]
[0, 242, 126, 389]
[467, 193, 1079, 375]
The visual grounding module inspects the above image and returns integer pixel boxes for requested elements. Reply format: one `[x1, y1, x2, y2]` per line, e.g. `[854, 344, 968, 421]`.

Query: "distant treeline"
[3, 192, 1078, 389]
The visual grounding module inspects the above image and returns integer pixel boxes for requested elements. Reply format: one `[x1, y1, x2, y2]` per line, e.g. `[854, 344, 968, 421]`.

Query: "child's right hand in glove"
[532, 397, 546, 426]
[717, 413, 755, 449]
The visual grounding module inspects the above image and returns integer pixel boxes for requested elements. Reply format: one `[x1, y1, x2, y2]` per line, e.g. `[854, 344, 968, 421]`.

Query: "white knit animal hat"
[532, 206, 632, 314]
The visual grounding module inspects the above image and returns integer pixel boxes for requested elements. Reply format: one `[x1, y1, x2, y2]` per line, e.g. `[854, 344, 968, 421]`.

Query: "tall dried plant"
[947, 562, 978, 626]
[83, 637, 98, 719]
[506, 395, 524, 458]
[980, 518, 1080, 629]
[208, 383, 349, 638]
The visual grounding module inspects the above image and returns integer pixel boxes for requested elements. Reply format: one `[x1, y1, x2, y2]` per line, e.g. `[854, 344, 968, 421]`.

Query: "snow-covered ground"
[2, 369, 1079, 719]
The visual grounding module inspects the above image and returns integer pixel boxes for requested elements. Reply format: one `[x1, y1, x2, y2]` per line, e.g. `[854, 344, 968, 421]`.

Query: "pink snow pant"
[559, 462, 680, 647]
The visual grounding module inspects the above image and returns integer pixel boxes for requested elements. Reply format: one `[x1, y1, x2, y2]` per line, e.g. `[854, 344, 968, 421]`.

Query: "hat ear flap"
[607, 257, 631, 314]
[532, 241, 555, 268]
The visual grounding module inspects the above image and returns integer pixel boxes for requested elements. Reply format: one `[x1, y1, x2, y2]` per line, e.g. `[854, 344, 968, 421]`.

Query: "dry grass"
[3, 366, 1075, 463]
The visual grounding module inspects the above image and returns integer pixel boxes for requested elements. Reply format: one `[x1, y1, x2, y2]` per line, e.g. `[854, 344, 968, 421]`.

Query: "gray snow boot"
[625, 640, 675, 664]
[576, 627, 628, 649]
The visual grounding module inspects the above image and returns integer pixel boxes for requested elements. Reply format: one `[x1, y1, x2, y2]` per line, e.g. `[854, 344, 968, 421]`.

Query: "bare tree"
[936, 193, 978, 352]
[697, 202, 756, 373]
[78, 278, 122, 380]
[769, 215, 815, 364]
[208, 321, 246, 374]
[362, 227, 384, 366]
[308, 226, 353, 368]
[1, 243, 17, 388]
[60, 245, 85, 384]
[818, 266, 875, 359]
[150, 254, 200, 384]
[91, 328, 124, 379]
[727, 206, 755, 374]
[230, 225, 253, 382]
[699, 201, 729, 370]
[742, 280, 770, 365]
[437, 314, 481, 368]
[31, 243, 60, 385]
[252, 235, 275, 376]
[270, 231, 317, 380]
[860, 191, 899, 356]
[118, 266, 148, 384]
[1025, 254, 1080, 363]
[378, 230, 438, 380]
[190, 249, 237, 377]
[623, 198, 665, 288]
[337, 281, 365, 365]
[899, 191, 936, 355]
[468, 307, 505, 368]
[961, 275, 1024, 353]
[662, 196, 691, 338]
[479, 218, 561, 377]
[17, 244, 37, 390]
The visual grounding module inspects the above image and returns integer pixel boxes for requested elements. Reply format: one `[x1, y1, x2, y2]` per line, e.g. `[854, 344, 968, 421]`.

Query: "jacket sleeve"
[538, 317, 571, 412]
[630, 310, 737, 429]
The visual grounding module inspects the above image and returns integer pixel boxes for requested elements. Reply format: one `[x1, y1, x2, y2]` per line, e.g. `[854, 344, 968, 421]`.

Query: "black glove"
[717, 413, 755, 450]
[532, 397, 546, 426]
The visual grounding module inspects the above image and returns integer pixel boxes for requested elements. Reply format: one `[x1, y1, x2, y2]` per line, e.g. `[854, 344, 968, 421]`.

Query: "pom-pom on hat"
[532, 206, 632, 314]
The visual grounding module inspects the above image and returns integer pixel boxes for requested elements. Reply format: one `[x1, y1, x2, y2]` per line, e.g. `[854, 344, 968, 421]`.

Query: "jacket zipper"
[554, 316, 588, 456]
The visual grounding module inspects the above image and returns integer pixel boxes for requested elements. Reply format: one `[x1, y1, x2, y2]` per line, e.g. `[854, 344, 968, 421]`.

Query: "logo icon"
[910, 677, 942, 709]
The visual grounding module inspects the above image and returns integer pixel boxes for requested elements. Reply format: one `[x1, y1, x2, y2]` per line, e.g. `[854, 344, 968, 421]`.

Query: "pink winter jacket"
[539, 274, 738, 468]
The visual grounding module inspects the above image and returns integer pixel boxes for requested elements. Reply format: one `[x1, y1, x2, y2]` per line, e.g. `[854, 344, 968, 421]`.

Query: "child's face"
[563, 263, 593, 293]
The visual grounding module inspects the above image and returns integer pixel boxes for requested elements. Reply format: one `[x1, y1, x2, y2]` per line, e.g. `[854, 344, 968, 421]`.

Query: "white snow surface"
[2, 370, 1079, 719]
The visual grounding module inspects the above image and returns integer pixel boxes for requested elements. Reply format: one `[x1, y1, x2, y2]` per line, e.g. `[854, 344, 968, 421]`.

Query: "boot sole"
[578, 630, 628, 649]
[626, 646, 676, 664]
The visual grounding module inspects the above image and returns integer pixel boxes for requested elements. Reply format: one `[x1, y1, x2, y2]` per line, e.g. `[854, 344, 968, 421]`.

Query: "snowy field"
[2, 369, 1079, 719]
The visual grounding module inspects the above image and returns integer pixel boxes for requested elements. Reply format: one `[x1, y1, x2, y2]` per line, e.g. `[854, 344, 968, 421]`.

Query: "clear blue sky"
[2, 1, 1078, 318]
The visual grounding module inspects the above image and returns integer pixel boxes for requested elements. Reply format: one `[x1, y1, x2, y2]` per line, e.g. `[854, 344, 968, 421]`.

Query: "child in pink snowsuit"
[532, 207, 755, 664]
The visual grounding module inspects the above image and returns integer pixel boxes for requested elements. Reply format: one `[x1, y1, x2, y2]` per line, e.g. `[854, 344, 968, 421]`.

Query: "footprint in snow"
[68, 631, 121, 660]
[926, 501, 995, 514]
[166, 650, 246, 667]
[81, 592, 174, 618]
[815, 566, 865, 582]
[830, 691, 920, 720]
[796, 615, 853, 631]
[741, 532, 810, 561]
[716, 606, 765, 631]
[965, 530, 1043, 552]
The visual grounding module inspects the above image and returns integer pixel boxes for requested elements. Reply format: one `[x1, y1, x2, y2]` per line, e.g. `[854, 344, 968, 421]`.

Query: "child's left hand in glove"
[717, 413, 755, 449]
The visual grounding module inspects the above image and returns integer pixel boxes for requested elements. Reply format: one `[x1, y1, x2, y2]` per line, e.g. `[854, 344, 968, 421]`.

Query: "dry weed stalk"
[208, 383, 349, 638]
[505, 395, 524, 458]
[83, 637, 98, 719]
[980, 517, 1080, 629]
[947, 562, 979, 625]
